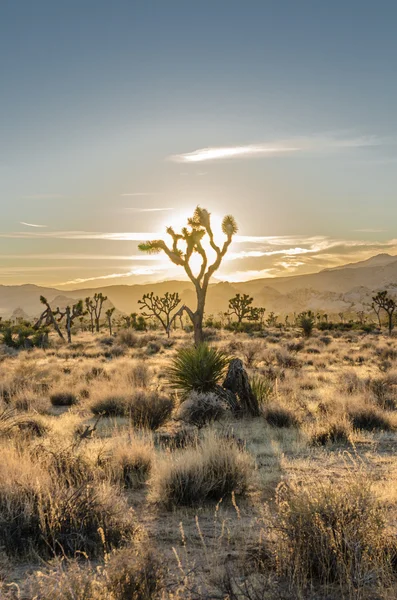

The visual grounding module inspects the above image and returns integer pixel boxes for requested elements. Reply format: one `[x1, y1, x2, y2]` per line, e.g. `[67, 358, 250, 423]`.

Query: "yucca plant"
[166, 343, 229, 397]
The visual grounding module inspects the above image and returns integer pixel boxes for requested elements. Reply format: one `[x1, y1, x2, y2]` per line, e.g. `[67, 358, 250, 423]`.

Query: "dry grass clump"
[117, 329, 138, 348]
[91, 394, 130, 417]
[50, 390, 79, 406]
[26, 544, 165, 600]
[263, 403, 300, 428]
[105, 544, 166, 599]
[176, 391, 227, 427]
[149, 432, 253, 508]
[310, 418, 353, 446]
[270, 476, 391, 593]
[128, 390, 174, 430]
[0, 445, 136, 558]
[91, 390, 173, 429]
[250, 375, 274, 406]
[106, 437, 154, 488]
[348, 405, 395, 431]
[0, 408, 49, 438]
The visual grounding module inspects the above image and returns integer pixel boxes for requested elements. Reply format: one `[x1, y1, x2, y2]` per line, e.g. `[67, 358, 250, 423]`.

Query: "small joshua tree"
[85, 293, 107, 333]
[105, 307, 115, 335]
[266, 312, 278, 327]
[372, 291, 396, 335]
[371, 300, 383, 329]
[34, 296, 65, 341]
[55, 300, 85, 343]
[138, 291, 181, 337]
[139, 206, 237, 345]
[228, 293, 254, 325]
[297, 311, 315, 338]
[248, 306, 266, 328]
[85, 297, 95, 333]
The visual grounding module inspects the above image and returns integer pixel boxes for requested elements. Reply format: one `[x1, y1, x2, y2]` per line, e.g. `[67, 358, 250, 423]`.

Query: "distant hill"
[1, 253, 397, 319]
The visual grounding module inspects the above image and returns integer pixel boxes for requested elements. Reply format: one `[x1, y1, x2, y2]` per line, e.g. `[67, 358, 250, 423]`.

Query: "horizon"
[1, 249, 396, 292]
[2, 2, 397, 287]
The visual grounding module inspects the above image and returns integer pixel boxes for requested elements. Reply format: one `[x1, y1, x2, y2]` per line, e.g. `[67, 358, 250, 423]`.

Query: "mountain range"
[1, 253, 397, 319]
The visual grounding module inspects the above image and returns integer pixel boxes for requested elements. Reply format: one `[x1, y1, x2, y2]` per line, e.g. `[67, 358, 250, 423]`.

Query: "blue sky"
[1, 1, 397, 287]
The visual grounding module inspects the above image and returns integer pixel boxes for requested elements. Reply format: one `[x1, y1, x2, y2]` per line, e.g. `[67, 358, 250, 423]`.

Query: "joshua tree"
[266, 312, 278, 327]
[85, 293, 107, 333]
[297, 311, 315, 338]
[228, 293, 254, 325]
[55, 300, 85, 343]
[372, 291, 396, 335]
[34, 296, 65, 341]
[139, 206, 237, 345]
[85, 297, 95, 333]
[138, 291, 180, 337]
[105, 307, 115, 336]
[371, 300, 383, 329]
[248, 306, 266, 327]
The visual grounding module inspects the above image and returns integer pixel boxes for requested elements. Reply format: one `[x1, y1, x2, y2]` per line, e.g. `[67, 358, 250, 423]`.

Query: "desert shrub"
[250, 376, 274, 406]
[26, 558, 108, 600]
[348, 405, 394, 431]
[368, 374, 397, 409]
[167, 343, 229, 397]
[242, 341, 263, 367]
[50, 391, 78, 406]
[287, 340, 305, 352]
[13, 415, 49, 438]
[0, 409, 48, 438]
[264, 404, 299, 428]
[311, 419, 352, 446]
[145, 341, 162, 355]
[91, 395, 130, 417]
[127, 361, 150, 388]
[38, 445, 96, 487]
[107, 439, 153, 488]
[128, 390, 174, 430]
[0, 447, 136, 558]
[150, 433, 253, 508]
[272, 477, 389, 591]
[275, 349, 300, 369]
[118, 329, 138, 348]
[177, 391, 227, 427]
[106, 544, 166, 599]
[91, 390, 172, 428]
[154, 424, 197, 450]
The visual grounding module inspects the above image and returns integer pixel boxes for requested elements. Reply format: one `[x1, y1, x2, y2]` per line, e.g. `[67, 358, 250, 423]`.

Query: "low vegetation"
[1, 317, 397, 599]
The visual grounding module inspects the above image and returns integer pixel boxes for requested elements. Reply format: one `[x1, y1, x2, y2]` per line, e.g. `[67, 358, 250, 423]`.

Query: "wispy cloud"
[170, 144, 299, 163]
[19, 221, 47, 228]
[0, 230, 160, 240]
[123, 207, 174, 213]
[57, 264, 169, 286]
[169, 134, 381, 163]
[120, 192, 157, 197]
[20, 194, 65, 200]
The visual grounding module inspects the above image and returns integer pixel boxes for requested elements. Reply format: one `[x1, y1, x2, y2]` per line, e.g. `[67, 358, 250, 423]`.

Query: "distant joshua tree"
[55, 300, 85, 343]
[106, 307, 115, 336]
[35, 296, 65, 341]
[372, 291, 396, 335]
[228, 293, 254, 325]
[138, 291, 181, 337]
[266, 312, 278, 327]
[85, 293, 107, 333]
[139, 206, 237, 345]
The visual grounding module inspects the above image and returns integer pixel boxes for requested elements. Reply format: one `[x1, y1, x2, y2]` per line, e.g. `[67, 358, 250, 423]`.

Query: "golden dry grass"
[1, 327, 397, 599]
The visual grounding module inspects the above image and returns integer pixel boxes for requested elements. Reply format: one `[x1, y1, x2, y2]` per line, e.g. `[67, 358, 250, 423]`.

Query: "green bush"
[166, 343, 229, 397]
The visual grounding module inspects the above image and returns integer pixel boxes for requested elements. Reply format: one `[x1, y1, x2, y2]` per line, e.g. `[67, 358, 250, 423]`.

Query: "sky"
[1, 0, 397, 289]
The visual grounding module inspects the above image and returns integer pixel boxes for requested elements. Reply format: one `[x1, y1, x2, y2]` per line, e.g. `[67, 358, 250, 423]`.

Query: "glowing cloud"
[170, 144, 299, 163]
[19, 221, 47, 228]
